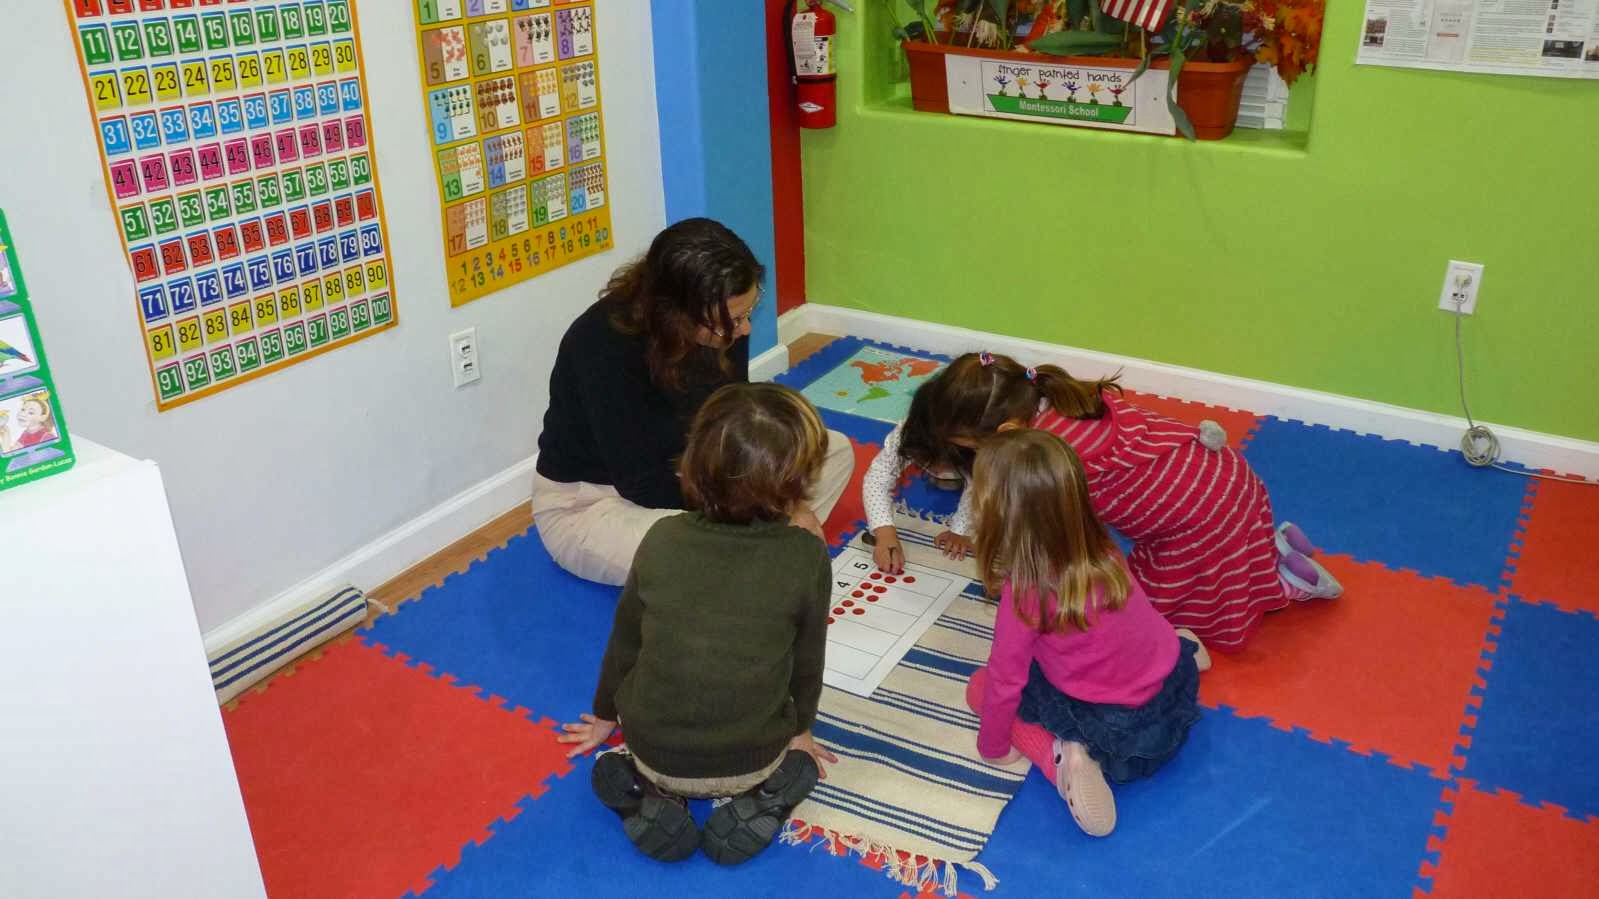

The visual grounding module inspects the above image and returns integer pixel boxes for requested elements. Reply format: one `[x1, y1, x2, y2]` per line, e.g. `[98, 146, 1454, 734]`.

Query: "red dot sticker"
[870, 572, 882, 580]
[842, 599, 854, 607]
[852, 590, 865, 598]
[833, 607, 845, 616]
[852, 608, 865, 615]
[885, 576, 897, 583]
[867, 596, 878, 602]
[827, 616, 835, 625]
[903, 576, 916, 583]
[873, 585, 887, 593]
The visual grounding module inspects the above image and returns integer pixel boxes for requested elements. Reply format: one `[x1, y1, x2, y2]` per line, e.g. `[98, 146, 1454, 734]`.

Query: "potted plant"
[889, 0, 1323, 140]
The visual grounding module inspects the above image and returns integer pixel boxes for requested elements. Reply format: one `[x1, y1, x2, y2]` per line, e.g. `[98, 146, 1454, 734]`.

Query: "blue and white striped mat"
[785, 521, 1028, 895]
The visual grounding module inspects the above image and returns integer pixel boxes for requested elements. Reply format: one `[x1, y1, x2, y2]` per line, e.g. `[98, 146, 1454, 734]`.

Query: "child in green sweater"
[559, 382, 838, 865]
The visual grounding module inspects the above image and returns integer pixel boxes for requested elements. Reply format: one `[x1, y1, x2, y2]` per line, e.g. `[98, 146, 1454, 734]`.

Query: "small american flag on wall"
[1100, 0, 1178, 32]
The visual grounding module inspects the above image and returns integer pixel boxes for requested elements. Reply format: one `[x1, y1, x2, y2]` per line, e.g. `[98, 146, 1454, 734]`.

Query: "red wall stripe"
[766, 0, 807, 316]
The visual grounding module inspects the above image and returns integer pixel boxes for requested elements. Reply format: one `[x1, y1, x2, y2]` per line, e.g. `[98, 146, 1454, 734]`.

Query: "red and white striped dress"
[1033, 393, 1288, 651]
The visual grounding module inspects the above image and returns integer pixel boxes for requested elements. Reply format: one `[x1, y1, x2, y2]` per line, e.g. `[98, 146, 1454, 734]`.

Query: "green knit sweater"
[592, 513, 831, 779]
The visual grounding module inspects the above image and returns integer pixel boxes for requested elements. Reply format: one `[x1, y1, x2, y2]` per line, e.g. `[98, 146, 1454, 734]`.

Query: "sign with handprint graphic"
[946, 57, 1175, 135]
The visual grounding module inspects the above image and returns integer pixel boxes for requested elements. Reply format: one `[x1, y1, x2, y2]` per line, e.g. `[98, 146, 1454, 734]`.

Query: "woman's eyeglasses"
[713, 290, 763, 335]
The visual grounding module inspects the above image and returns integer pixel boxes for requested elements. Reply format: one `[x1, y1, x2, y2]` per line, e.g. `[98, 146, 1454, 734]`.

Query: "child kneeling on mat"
[965, 429, 1207, 837]
[559, 382, 839, 864]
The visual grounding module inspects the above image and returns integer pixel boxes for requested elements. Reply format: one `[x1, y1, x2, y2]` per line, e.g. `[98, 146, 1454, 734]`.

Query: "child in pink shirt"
[965, 429, 1208, 837]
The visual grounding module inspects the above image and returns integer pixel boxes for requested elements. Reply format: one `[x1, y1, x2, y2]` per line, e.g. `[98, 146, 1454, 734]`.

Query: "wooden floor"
[230, 335, 839, 705]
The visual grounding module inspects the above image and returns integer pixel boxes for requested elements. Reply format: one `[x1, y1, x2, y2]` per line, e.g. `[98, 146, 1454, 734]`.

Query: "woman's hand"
[789, 730, 839, 780]
[557, 713, 617, 759]
[933, 530, 973, 560]
[789, 504, 825, 541]
[871, 526, 904, 573]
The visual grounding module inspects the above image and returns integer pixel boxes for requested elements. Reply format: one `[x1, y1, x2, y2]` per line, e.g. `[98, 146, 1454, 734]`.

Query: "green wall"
[800, 4, 1599, 441]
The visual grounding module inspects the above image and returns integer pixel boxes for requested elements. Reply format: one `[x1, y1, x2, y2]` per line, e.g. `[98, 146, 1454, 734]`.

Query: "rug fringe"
[782, 821, 1001, 896]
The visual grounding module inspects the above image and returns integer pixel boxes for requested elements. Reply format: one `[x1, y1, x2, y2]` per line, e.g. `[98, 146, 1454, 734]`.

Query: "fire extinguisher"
[786, 0, 845, 129]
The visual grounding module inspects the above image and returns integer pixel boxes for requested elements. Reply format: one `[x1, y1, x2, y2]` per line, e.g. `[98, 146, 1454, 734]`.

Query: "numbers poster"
[64, 0, 400, 410]
[411, 0, 615, 307]
[0, 211, 77, 492]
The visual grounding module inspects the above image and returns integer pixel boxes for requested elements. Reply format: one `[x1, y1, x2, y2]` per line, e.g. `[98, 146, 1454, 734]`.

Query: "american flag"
[1100, 0, 1178, 32]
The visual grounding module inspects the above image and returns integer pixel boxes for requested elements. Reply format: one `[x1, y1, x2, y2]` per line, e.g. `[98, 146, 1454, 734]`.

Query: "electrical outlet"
[450, 327, 481, 388]
[1438, 260, 1484, 315]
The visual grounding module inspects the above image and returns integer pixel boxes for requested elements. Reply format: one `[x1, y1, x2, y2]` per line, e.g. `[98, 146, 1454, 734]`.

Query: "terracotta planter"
[903, 39, 1252, 140]
[1173, 56, 1254, 140]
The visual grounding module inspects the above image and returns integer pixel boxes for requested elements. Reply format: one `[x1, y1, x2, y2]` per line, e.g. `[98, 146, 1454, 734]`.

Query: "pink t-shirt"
[977, 567, 1179, 760]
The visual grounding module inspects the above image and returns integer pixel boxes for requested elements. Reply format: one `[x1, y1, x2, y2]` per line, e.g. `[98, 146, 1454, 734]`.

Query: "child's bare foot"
[1175, 628, 1211, 672]
[1053, 739, 1115, 837]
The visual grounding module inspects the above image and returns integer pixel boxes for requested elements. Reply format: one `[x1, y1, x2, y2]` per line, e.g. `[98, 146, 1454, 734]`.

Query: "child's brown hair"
[972, 429, 1129, 632]
[899, 352, 1120, 472]
[680, 382, 827, 525]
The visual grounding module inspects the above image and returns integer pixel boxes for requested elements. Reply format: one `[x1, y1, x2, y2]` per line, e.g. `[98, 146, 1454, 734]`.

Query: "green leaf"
[1126, 49, 1154, 85]
[1028, 30, 1124, 55]
[1166, 45, 1195, 140]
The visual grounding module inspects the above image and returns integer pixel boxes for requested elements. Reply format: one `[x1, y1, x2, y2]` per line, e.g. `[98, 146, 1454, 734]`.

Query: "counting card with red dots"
[824, 546, 967, 697]
[64, 0, 399, 410]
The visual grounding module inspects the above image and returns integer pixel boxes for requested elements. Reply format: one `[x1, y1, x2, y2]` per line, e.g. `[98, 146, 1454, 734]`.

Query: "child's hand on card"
[557, 713, 617, 759]
[871, 526, 904, 573]
[933, 530, 973, 560]
[789, 730, 839, 779]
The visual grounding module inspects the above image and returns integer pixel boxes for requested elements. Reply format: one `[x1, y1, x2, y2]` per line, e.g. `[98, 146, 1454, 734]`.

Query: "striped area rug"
[785, 520, 1028, 895]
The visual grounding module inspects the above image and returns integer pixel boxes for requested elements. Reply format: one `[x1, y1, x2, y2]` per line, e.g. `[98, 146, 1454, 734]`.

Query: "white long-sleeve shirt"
[863, 424, 974, 536]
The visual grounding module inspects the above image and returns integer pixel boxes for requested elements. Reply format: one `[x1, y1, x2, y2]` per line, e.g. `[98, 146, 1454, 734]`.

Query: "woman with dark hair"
[533, 218, 855, 584]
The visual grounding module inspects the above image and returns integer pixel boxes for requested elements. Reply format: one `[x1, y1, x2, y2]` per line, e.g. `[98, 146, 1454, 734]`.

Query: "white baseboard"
[778, 304, 1599, 480]
[202, 454, 539, 657]
[750, 342, 791, 382]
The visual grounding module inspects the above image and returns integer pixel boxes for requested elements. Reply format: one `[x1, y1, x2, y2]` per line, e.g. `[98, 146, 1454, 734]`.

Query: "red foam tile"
[1427, 782, 1599, 897]
[1123, 389, 1263, 449]
[224, 639, 573, 899]
[823, 436, 882, 547]
[1199, 556, 1498, 774]
[1508, 477, 1599, 616]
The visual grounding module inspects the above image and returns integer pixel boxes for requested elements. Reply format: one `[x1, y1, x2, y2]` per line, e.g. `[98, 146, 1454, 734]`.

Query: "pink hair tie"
[978, 352, 994, 367]
[1025, 367, 1037, 381]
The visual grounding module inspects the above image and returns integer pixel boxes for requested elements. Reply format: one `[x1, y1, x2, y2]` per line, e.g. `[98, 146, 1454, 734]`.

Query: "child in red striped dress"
[872, 351, 1340, 651]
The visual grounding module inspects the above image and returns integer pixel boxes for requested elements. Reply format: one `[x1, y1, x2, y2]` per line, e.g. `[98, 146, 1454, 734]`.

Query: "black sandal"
[701, 751, 819, 866]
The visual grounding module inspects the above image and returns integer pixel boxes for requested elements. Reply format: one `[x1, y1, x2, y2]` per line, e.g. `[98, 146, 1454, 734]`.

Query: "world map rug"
[798, 342, 946, 424]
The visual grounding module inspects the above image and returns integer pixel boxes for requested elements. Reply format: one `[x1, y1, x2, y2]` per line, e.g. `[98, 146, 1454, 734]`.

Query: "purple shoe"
[1280, 551, 1343, 600]
[1276, 522, 1317, 558]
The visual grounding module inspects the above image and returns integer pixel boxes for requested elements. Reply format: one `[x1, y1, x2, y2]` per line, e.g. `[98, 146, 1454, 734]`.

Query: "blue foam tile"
[364, 530, 622, 719]
[415, 756, 914, 899]
[775, 336, 868, 392]
[1242, 418, 1531, 589]
[1461, 598, 1599, 819]
[974, 709, 1442, 897]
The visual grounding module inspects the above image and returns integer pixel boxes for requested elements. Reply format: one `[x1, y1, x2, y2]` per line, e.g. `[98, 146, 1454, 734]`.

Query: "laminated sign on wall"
[64, 0, 401, 410]
[945, 55, 1175, 135]
[1357, 0, 1599, 78]
[412, 0, 616, 307]
[0, 211, 77, 492]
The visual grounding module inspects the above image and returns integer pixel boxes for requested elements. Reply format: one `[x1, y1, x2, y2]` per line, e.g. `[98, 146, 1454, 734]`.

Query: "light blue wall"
[649, 0, 779, 355]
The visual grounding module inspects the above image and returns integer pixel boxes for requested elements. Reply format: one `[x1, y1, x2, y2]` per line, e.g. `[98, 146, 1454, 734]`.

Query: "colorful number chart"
[412, 0, 614, 306]
[63, 0, 400, 410]
[0, 211, 77, 493]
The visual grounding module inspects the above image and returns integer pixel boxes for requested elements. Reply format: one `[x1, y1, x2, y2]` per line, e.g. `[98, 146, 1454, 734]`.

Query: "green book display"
[0, 210, 75, 491]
